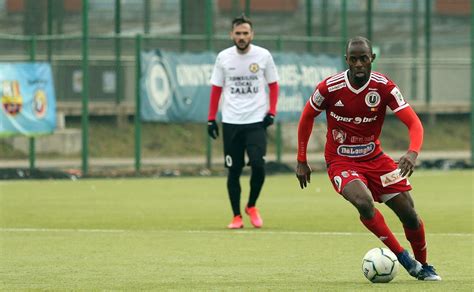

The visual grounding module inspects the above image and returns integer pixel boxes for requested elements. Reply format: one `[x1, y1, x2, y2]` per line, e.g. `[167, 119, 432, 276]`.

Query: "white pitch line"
[0, 227, 472, 237]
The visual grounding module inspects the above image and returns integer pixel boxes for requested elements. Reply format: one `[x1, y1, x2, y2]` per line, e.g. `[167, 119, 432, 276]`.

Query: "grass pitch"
[1, 170, 472, 290]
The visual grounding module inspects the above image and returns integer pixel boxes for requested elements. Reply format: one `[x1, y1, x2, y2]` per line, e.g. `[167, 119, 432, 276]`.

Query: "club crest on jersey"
[365, 91, 380, 108]
[332, 129, 347, 144]
[249, 63, 259, 73]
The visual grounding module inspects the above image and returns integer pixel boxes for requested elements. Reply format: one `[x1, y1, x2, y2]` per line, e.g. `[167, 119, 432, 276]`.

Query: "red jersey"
[309, 70, 409, 164]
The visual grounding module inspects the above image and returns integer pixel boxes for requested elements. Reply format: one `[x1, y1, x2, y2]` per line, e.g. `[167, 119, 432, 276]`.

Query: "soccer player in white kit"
[207, 14, 279, 229]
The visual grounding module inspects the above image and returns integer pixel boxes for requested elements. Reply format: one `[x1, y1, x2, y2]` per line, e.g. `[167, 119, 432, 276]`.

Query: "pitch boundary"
[0, 227, 471, 237]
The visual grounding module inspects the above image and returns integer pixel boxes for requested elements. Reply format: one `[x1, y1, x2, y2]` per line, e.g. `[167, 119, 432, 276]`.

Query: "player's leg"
[365, 154, 427, 279]
[385, 192, 441, 280]
[341, 179, 405, 255]
[244, 123, 266, 227]
[223, 123, 246, 228]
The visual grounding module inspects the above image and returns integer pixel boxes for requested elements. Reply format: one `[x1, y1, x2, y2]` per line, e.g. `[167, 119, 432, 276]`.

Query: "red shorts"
[327, 153, 412, 203]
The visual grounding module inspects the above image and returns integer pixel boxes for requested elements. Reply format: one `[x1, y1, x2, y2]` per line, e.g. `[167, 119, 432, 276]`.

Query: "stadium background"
[0, 0, 471, 176]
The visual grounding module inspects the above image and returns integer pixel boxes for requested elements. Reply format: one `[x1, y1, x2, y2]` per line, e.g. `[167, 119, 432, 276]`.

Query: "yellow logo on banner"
[1, 80, 23, 116]
[33, 89, 47, 118]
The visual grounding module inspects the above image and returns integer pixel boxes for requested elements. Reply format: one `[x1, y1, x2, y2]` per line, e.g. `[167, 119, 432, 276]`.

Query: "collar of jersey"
[344, 69, 370, 94]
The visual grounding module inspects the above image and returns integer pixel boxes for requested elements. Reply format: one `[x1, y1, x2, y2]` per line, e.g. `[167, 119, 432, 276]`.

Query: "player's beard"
[353, 74, 368, 86]
[351, 70, 370, 87]
[234, 40, 250, 52]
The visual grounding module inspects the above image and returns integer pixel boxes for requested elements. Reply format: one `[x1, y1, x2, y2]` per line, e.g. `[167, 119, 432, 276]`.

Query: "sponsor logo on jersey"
[328, 82, 346, 92]
[249, 63, 259, 73]
[336, 142, 376, 157]
[350, 135, 375, 143]
[329, 111, 353, 122]
[365, 91, 381, 107]
[353, 116, 377, 124]
[335, 100, 344, 107]
[333, 176, 342, 192]
[341, 171, 349, 178]
[329, 111, 377, 124]
[332, 129, 347, 143]
[311, 89, 325, 107]
[380, 168, 406, 187]
[390, 87, 405, 107]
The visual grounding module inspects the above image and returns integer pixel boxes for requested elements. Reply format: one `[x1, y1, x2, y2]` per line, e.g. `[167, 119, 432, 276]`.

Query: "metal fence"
[0, 0, 472, 174]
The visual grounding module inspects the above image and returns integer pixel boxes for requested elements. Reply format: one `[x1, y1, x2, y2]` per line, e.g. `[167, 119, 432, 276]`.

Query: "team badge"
[365, 91, 380, 108]
[332, 129, 347, 144]
[33, 89, 47, 118]
[249, 63, 259, 73]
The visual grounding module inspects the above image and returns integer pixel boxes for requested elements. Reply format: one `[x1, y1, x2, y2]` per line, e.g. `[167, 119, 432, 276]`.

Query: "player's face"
[346, 43, 375, 86]
[231, 23, 253, 53]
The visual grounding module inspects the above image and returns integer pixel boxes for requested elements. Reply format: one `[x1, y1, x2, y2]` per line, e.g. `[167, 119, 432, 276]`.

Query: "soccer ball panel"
[362, 247, 399, 283]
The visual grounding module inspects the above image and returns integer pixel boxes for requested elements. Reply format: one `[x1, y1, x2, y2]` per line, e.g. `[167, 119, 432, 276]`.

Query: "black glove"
[263, 113, 275, 128]
[207, 120, 219, 139]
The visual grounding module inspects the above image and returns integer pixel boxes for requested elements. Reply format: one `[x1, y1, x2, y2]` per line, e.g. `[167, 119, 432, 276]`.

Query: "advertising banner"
[0, 63, 56, 136]
[141, 50, 343, 122]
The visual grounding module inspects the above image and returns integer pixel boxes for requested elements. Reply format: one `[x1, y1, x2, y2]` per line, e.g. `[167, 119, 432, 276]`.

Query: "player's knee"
[402, 211, 420, 229]
[228, 167, 242, 178]
[356, 198, 375, 218]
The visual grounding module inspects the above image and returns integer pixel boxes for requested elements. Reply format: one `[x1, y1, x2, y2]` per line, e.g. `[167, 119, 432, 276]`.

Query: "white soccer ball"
[362, 247, 399, 283]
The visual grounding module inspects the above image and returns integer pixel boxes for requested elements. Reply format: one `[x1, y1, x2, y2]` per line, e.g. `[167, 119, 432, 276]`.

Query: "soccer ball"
[362, 247, 399, 283]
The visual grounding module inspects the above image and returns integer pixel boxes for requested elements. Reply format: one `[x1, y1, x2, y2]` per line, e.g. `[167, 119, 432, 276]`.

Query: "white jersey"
[210, 44, 279, 124]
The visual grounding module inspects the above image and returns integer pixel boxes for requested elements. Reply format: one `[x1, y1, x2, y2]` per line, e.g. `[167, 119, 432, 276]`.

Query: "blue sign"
[0, 63, 56, 136]
[141, 50, 343, 122]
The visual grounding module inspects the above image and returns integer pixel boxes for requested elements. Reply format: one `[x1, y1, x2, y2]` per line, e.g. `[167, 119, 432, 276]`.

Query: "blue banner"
[141, 50, 343, 122]
[0, 63, 56, 136]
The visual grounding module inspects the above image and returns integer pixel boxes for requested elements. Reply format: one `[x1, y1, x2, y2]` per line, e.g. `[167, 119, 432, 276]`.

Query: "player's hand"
[263, 113, 275, 128]
[296, 161, 312, 189]
[207, 120, 219, 139]
[398, 150, 418, 177]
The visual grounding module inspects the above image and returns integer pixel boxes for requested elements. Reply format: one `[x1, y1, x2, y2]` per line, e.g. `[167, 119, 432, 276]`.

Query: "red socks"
[404, 220, 427, 265]
[360, 208, 404, 255]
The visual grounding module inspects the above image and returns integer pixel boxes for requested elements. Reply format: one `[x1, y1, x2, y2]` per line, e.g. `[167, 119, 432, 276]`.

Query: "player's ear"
[371, 53, 376, 62]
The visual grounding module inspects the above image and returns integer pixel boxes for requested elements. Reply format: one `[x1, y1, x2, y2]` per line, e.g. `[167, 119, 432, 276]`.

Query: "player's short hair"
[232, 14, 253, 29]
[346, 36, 373, 54]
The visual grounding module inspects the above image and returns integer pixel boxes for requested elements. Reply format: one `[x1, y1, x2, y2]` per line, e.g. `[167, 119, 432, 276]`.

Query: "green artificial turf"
[0, 170, 472, 290]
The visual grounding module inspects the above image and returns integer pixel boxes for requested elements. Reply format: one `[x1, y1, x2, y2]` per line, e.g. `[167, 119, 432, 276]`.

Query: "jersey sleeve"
[264, 52, 279, 84]
[308, 81, 329, 112]
[385, 80, 410, 113]
[210, 54, 225, 87]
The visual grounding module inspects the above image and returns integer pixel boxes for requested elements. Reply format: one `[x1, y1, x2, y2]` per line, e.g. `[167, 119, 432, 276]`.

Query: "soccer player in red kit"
[296, 36, 441, 281]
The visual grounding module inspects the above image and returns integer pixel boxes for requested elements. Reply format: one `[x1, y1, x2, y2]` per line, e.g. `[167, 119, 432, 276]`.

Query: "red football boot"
[227, 215, 244, 229]
[245, 206, 263, 228]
